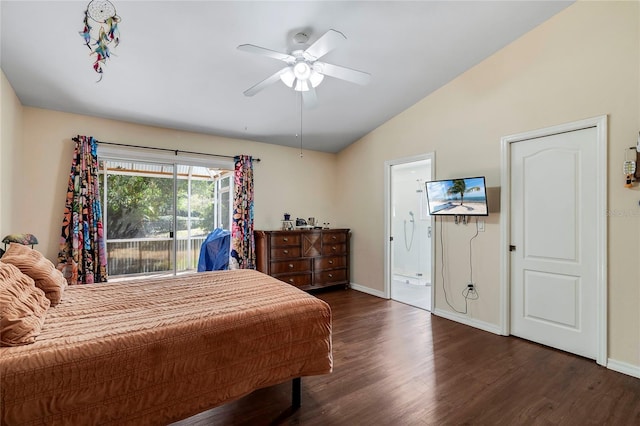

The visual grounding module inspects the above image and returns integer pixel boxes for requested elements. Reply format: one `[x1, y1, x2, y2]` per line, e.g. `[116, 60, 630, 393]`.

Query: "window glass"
[99, 159, 231, 278]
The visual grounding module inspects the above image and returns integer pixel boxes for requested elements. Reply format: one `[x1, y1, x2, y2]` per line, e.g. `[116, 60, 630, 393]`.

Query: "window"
[97, 149, 233, 279]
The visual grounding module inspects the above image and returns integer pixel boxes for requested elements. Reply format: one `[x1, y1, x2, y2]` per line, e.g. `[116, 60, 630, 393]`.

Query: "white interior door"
[510, 126, 599, 359]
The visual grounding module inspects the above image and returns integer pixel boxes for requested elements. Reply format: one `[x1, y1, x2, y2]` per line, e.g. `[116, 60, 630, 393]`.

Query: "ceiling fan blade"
[302, 87, 318, 109]
[237, 44, 296, 63]
[243, 67, 290, 97]
[303, 29, 346, 61]
[315, 62, 371, 86]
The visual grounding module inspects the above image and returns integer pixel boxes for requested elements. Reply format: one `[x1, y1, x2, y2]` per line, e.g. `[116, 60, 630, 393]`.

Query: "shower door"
[387, 156, 433, 311]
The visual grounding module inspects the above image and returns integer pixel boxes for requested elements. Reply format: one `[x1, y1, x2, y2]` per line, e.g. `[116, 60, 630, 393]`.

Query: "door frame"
[499, 115, 607, 366]
[383, 152, 435, 305]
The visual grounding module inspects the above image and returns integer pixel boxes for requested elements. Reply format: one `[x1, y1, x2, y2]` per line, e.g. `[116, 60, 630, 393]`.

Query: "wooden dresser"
[255, 229, 350, 291]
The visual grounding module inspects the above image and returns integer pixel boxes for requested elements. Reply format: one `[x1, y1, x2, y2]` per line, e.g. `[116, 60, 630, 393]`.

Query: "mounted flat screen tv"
[425, 176, 489, 216]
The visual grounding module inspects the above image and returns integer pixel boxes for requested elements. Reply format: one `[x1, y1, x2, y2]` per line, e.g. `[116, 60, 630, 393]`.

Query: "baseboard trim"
[349, 282, 386, 299]
[433, 308, 502, 335]
[607, 358, 640, 379]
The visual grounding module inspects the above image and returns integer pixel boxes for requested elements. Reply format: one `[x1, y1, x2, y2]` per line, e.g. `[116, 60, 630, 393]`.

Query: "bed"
[0, 268, 333, 425]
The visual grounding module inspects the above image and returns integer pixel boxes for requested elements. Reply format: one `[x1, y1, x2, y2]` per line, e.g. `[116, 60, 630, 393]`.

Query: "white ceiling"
[0, 1, 573, 153]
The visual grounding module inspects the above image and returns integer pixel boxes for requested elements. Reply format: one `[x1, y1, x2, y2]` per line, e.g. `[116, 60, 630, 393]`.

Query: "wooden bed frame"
[0, 269, 332, 424]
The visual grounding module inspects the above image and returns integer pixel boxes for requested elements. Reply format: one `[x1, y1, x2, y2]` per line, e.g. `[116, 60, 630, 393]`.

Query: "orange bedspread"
[0, 269, 332, 425]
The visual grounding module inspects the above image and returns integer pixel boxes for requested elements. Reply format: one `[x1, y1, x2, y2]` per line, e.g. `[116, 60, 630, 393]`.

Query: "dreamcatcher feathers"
[79, 0, 120, 81]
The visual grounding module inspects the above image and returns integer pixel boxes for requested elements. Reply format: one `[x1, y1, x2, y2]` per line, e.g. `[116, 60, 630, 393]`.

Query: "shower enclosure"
[388, 158, 432, 311]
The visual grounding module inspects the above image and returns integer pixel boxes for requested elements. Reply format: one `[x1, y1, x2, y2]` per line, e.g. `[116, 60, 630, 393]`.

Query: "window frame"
[97, 145, 234, 278]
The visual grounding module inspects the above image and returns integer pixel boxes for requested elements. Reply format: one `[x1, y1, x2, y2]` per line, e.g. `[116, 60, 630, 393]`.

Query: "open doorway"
[385, 154, 434, 311]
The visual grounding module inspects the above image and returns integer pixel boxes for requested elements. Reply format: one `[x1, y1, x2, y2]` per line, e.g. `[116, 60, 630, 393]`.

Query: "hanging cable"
[462, 218, 480, 301]
[403, 212, 415, 251]
[439, 216, 468, 314]
[299, 91, 304, 158]
[468, 217, 479, 283]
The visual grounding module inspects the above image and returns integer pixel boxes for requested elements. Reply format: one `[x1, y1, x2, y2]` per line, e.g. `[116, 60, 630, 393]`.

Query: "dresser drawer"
[271, 247, 301, 259]
[275, 273, 312, 288]
[322, 232, 347, 244]
[322, 243, 347, 256]
[270, 259, 312, 274]
[314, 255, 347, 271]
[270, 233, 301, 247]
[314, 269, 347, 285]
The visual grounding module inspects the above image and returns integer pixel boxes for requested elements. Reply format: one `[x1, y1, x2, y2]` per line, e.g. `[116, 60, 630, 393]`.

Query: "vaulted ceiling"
[0, 1, 573, 153]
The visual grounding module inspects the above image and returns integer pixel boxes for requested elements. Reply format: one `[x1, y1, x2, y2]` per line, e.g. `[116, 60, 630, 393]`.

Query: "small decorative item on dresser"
[282, 220, 294, 231]
[283, 213, 291, 221]
[323, 222, 330, 229]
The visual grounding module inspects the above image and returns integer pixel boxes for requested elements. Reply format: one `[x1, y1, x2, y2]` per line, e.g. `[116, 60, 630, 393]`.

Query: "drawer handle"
[332, 246, 337, 251]
[283, 237, 289, 242]
[289, 264, 294, 269]
[289, 278, 294, 283]
[283, 250, 289, 254]
[332, 235, 337, 240]
[328, 273, 333, 278]
[328, 260, 333, 265]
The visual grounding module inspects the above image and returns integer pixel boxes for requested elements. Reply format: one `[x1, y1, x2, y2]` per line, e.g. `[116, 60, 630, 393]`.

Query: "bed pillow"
[1, 243, 67, 306]
[0, 261, 51, 346]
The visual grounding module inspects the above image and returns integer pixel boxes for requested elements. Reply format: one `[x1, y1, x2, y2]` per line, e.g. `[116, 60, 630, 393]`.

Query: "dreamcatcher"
[79, 0, 120, 81]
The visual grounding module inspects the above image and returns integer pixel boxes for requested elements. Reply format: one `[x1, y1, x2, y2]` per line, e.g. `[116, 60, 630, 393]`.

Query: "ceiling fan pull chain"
[300, 91, 304, 158]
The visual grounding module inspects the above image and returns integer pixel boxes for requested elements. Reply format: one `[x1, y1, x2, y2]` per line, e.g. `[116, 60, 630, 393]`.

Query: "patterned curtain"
[57, 136, 108, 284]
[230, 155, 255, 269]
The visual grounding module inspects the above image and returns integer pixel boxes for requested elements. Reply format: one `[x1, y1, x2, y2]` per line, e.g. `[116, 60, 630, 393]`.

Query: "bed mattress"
[0, 269, 332, 425]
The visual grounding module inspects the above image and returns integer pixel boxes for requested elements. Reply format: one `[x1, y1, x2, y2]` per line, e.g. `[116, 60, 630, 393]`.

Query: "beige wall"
[0, 70, 23, 238]
[337, 0, 640, 366]
[15, 108, 338, 261]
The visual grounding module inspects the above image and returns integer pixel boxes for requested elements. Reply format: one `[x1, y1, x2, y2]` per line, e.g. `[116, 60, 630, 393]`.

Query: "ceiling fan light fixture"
[294, 79, 310, 92]
[280, 68, 296, 88]
[293, 62, 311, 81]
[308, 70, 324, 88]
[280, 66, 324, 92]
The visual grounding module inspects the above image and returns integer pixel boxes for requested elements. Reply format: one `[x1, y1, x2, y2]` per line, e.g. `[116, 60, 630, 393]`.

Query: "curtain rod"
[71, 137, 261, 162]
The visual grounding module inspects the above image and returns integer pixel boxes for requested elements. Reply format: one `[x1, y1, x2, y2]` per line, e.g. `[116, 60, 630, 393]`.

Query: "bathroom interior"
[391, 159, 432, 311]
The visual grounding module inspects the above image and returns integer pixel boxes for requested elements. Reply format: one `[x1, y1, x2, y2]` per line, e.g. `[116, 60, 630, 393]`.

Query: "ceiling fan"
[237, 29, 371, 108]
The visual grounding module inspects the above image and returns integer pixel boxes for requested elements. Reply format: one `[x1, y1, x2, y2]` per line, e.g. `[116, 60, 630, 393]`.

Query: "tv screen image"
[425, 176, 489, 216]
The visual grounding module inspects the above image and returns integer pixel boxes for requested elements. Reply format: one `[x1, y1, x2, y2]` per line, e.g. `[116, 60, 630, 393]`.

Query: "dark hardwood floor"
[175, 289, 640, 425]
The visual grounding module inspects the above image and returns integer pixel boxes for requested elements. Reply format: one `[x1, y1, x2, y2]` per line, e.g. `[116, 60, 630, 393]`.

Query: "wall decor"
[79, 0, 120, 81]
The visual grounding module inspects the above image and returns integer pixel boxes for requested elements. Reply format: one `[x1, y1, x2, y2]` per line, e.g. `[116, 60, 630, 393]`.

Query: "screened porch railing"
[106, 236, 208, 277]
